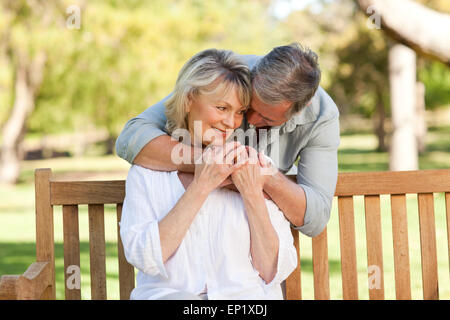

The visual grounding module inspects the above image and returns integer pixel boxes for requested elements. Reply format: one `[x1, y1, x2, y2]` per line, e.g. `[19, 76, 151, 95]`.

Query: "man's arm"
[134, 136, 195, 172]
[263, 114, 340, 238]
[263, 172, 307, 227]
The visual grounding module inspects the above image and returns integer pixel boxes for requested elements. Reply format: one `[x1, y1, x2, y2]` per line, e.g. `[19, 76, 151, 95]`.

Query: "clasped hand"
[231, 146, 272, 196]
[193, 141, 273, 194]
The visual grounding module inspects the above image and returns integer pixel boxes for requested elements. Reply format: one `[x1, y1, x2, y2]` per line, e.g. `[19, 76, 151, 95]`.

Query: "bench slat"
[446, 193, 450, 278]
[88, 204, 107, 300]
[116, 204, 135, 300]
[35, 169, 55, 299]
[63, 205, 81, 300]
[285, 229, 301, 300]
[312, 228, 330, 300]
[390, 194, 411, 299]
[418, 193, 439, 300]
[338, 196, 358, 300]
[364, 195, 384, 300]
[50, 181, 125, 205]
[335, 169, 450, 196]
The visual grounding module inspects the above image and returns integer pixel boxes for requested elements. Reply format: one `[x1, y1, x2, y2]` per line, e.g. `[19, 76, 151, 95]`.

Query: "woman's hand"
[231, 146, 280, 283]
[231, 146, 269, 196]
[193, 141, 246, 193]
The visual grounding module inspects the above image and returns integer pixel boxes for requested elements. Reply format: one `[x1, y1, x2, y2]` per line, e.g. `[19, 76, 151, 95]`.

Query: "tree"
[388, 44, 418, 171]
[357, 0, 450, 66]
[356, 0, 450, 170]
[0, 1, 66, 184]
[0, 0, 285, 184]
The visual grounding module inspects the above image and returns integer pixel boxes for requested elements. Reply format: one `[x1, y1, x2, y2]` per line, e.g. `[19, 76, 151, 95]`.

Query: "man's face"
[246, 91, 291, 128]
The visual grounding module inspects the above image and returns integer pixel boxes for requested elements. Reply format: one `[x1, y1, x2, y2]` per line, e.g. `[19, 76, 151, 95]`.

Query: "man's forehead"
[251, 96, 288, 118]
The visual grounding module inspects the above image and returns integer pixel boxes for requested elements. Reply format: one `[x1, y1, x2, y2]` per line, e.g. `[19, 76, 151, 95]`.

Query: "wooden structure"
[1, 168, 449, 300]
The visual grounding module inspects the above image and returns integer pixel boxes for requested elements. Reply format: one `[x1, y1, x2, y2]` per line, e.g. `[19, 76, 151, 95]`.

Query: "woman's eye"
[216, 106, 226, 111]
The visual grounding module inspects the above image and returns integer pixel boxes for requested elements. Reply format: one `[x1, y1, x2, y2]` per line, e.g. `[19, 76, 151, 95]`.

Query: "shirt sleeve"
[259, 200, 298, 291]
[115, 94, 172, 164]
[294, 112, 340, 237]
[119, 165, 169, 278]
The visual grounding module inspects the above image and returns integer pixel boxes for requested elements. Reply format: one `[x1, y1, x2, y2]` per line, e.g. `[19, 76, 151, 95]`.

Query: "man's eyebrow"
[259, 113, 275, 122]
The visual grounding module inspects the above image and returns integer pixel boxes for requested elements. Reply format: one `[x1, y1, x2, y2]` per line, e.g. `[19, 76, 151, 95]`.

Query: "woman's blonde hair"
[165, 49, 252, 134]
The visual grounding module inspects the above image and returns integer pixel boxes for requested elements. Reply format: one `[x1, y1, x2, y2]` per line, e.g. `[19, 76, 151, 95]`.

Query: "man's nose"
[246, 109, 259, 125]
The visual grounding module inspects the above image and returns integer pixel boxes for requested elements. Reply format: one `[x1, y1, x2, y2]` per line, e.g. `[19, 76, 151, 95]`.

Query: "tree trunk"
[357, 0, 450, 66]
[0, 51, 46, 184]
[389, 43, 418, 171]
[374, 87, 387, 152]
[415, 81, 427, 154]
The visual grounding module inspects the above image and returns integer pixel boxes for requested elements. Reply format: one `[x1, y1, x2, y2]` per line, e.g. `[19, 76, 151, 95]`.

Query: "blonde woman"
[119, 49, 297, 300]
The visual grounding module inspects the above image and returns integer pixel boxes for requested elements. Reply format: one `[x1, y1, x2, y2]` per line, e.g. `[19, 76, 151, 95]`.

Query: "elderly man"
[115, 43, 340, 238]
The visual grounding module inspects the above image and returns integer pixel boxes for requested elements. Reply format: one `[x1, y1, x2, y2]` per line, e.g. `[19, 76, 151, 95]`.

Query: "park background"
[0, 0, 449, 299]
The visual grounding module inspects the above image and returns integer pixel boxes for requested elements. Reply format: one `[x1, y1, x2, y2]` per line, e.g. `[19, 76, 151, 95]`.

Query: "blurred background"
[0, 0, 449, 299]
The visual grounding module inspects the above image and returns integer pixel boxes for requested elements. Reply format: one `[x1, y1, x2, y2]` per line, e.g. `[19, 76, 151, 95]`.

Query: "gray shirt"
[115, 54, 340, 237]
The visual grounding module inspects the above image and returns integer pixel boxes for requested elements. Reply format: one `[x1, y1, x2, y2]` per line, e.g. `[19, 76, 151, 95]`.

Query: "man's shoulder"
[290, 87, 339, 127]
[312, 86, 340, 121]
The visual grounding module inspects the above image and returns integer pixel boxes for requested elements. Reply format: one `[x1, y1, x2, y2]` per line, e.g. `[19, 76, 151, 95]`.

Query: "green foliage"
[1, 0, 449, 142]
[280, 0, 449, 120]
[418, 60, 450, 108]
[2, 0, 285, 138]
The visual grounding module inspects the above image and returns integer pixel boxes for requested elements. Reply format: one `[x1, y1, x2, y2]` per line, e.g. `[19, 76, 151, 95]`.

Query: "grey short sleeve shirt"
[115, 54, 340, 238]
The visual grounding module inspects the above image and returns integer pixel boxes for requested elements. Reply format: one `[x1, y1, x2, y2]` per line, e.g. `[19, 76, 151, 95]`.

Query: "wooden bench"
[0, 168, 449, 300]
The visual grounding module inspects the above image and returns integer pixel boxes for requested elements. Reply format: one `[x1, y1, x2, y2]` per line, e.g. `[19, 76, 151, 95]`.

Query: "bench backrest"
[34, 168, 450, 300]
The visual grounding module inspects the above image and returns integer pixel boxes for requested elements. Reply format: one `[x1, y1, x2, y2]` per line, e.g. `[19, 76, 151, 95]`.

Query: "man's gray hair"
[165, 49, 251, 135]
[252, 43, 321, 119]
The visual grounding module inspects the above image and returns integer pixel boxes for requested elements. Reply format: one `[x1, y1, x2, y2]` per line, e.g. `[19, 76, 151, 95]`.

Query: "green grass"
[338, 126, 450, 172]
[0, 128, 449, 300]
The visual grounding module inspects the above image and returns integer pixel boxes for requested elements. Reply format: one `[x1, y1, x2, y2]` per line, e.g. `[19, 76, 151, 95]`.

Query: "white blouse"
[119, 165, 298, 300]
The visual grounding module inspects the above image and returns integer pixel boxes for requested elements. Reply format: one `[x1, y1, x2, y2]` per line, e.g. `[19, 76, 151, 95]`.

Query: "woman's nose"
[223, 114, 235, 128]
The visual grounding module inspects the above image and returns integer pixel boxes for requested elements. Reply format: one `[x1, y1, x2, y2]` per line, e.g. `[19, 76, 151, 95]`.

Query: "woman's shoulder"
[126, 165, 175, 187]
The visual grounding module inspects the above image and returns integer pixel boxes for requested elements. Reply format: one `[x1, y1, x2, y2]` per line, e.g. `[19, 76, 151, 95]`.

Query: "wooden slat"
[50, 180, 125, 205]
[35, 169, 55, 299]
[285, 228, 301, 300]
[334, 169, 450, 196]
[390, 194, 411, 300]
[63, 205, 81, 300]
[338, 196, 358, 300]
[446, 193, 450, 278]
[364, 195, 384, 300]
[116, 204, 135, 300]
[88, 204, 107, 300]
[312, 228, 330, 300]
[417, 193, 439, 300]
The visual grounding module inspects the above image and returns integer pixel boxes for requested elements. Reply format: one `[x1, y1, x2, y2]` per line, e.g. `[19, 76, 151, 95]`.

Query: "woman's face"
[187, 84, 247, 146]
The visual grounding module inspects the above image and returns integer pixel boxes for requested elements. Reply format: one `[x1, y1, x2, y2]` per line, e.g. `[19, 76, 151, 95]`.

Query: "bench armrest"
[0, 262, 52, 300]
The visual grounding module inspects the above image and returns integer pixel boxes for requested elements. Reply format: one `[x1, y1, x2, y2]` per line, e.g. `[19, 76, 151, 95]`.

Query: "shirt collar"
[279, 93, 320, 134]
